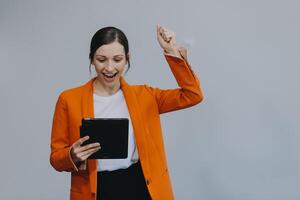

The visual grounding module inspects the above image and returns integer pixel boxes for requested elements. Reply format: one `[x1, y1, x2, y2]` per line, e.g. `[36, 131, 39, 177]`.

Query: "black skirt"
[97, 161, 152, 200]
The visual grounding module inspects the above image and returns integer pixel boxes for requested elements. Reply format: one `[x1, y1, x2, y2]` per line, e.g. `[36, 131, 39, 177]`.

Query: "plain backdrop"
[1, 0, 300, 199]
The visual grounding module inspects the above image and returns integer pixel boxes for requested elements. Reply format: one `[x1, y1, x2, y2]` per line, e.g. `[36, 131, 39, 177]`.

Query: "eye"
[114, 58, 123, 62]
[97, 59, 106, 63]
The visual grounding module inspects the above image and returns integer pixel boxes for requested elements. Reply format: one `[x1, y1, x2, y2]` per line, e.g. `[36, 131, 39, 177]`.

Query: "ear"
[126, 53, 130, 64]
[90, 59, 95, 67]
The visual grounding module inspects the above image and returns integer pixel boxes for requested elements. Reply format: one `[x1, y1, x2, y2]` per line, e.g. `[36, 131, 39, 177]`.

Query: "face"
[92, 40, 128, 90]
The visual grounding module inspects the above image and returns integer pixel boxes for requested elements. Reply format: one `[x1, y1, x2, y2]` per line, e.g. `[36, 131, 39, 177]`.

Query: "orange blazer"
[50, 53, 203, 200]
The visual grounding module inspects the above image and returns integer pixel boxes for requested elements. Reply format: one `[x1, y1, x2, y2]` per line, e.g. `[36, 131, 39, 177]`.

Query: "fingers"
[71, 136, 101, 163]
[165, 32, 174, 42]
[77, 142, 101, 153]
[73, 136, 90, 148]
[78, 146, 101, 161]
[76, 145, 101, 161]
[157, 24, 174, 43]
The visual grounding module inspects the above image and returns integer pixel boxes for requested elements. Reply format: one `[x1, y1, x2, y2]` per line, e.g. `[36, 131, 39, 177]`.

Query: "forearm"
[165, 54, 203, 103]
[145, 53, 203, 114]
[50, 146, 79, 172]
[50, 146, 87, 172]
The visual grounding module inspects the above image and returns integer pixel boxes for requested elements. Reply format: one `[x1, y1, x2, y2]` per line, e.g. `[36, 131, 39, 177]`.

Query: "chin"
[104, 76, 121, 87]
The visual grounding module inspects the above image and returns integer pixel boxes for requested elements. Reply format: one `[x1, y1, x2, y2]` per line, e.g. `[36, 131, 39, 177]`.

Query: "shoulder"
[56, 84, 85, 102]
[129, 84, 158, 98]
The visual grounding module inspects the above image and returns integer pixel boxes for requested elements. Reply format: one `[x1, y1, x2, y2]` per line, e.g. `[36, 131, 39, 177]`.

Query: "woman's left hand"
[156, 24, 181, 58]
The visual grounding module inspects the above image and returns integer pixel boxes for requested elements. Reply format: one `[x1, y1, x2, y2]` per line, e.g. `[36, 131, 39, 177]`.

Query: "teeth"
[103, 73, 117, 78]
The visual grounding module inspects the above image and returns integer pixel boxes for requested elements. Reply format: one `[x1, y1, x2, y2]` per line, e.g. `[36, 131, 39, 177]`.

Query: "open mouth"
[102, 72, 118, 81]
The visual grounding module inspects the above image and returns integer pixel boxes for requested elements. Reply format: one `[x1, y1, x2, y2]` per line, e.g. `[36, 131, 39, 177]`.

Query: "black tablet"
[80, 118, 129, 159]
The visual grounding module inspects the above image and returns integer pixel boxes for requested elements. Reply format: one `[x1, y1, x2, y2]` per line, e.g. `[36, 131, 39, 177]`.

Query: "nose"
[105, 61, 115, 71]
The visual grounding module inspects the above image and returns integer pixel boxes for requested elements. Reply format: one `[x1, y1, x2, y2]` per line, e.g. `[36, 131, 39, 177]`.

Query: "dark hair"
[89, 26, 130, 74]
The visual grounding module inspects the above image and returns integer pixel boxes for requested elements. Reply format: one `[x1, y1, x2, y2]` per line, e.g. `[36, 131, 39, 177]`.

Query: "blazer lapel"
[81, 77, 98, 194]
[120, 77, 150, 177]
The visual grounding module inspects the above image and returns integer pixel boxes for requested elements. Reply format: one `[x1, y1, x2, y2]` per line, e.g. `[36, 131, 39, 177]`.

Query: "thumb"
[156, 24, 161, 38]
[156, 24, 164, 39]
[156, 24, 166, 47]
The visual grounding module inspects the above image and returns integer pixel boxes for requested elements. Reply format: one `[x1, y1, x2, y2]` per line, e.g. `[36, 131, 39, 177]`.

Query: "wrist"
[164, 46, 177, 54]
[163, 47, 182, 58]
[70, 147, 79, 163]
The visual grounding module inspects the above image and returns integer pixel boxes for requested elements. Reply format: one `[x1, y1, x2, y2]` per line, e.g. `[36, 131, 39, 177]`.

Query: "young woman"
[50, 25, 203, 200]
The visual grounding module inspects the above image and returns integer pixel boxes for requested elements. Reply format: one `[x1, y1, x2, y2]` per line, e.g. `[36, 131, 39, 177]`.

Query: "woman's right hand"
[70, 136, 101, 164]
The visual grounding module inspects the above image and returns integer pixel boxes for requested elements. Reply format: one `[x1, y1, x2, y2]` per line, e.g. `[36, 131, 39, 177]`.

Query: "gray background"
[1, 0, 299, 199]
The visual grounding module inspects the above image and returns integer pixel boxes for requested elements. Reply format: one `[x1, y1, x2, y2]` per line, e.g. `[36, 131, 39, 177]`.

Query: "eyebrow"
[95, 54, 125, 57]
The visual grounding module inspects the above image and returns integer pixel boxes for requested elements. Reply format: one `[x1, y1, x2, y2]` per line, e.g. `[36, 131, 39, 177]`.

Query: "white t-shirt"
[93, 89, 139, 172]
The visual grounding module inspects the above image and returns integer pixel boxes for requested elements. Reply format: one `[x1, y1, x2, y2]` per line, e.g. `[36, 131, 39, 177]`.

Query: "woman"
[50, 25, 203, 200]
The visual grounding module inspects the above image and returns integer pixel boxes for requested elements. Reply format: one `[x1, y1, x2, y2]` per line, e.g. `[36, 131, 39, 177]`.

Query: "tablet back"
[80, 118, 129, 159]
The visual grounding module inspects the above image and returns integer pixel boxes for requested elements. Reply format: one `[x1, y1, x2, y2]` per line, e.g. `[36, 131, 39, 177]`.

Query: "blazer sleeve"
[49, 93, 81, 172]
[145, 49, 204, 114]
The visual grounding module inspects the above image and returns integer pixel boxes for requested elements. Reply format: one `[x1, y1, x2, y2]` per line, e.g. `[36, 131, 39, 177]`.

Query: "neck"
[93, 78, 121, 96]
